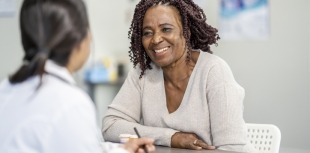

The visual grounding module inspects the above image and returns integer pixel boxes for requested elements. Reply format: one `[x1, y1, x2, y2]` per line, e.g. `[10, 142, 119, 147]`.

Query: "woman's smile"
[153, 46, 170, 57]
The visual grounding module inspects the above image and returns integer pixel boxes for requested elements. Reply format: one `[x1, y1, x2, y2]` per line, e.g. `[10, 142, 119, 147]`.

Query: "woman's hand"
[123, 138, 155, 153]
[171, 132, 216, 150]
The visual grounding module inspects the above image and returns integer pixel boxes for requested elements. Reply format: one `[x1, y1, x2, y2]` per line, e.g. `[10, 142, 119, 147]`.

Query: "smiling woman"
[102, 0, 257, 153]
[142, 5, 186, 68]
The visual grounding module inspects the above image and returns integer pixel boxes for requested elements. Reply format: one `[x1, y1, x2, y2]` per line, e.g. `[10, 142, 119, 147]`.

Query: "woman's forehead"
[143, 5, 182, 26]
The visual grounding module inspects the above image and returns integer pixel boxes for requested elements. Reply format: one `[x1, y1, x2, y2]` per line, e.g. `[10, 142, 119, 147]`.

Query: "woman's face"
[142, 5, 186, 68]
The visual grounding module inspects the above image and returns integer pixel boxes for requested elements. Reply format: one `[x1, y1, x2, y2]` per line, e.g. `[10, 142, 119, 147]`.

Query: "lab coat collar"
[45, 60, 76, 85]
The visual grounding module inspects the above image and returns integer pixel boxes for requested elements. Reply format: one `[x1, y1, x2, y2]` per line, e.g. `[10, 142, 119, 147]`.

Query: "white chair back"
[246, 123, 281, 153]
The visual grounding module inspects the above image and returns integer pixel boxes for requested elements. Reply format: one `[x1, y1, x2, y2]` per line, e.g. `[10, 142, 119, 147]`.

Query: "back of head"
[10, 0, 89, 84]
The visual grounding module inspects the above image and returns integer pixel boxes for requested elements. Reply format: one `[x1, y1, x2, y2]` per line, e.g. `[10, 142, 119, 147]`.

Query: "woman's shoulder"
[197, 51, 231, 71]
[198, 51, 240, 85]
[42, 76, 93, 107]
[0, 78, 9, 90]
[128, 63, 162, 80]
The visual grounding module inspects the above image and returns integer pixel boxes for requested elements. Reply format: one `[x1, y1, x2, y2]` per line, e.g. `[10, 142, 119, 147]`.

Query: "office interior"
[0, 0, 309, 153]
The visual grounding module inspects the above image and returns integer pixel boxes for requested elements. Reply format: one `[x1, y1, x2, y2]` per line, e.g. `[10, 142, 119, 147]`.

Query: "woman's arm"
[102, 68, 178, 146]
[206, 59, 256, 153]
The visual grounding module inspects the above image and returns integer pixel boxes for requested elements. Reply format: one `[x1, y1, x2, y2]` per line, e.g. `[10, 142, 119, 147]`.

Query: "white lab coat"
[0, 60, 127, 153]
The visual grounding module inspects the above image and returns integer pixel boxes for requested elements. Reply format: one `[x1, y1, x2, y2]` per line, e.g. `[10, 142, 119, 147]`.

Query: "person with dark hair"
[103, 0, 257, 152]
[0, 0, 155, 153]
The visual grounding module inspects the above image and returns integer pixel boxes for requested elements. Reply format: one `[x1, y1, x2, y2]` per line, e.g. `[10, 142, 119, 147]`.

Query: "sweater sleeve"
[206, 59, 256, 153]
[102, 68, 178, 147]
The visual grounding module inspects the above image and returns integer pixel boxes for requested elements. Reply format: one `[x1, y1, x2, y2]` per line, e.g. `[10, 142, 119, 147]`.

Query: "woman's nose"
[151, 32, 163, 45]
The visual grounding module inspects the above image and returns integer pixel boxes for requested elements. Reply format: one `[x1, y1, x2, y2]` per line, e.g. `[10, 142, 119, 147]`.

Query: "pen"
[134, 127, 148, 153]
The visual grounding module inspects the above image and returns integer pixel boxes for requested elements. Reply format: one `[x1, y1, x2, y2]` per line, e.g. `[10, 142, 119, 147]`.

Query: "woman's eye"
[162, 28, 171, 32]
[143, 31, 153, 36]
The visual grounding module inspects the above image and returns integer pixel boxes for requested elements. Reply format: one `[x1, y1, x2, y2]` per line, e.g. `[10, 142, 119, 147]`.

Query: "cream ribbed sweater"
[103, 52, 257, 153]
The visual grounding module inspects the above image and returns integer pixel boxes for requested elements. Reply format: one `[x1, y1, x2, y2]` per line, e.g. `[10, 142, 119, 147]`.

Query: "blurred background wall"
[0, 0, 309, 152]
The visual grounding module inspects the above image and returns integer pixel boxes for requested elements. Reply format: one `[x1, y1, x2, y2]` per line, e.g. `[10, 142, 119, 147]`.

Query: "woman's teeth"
[154, 47, 168, 53]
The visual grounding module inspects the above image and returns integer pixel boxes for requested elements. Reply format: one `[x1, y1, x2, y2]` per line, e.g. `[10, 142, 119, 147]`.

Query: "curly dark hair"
[128, 0, 220, 78]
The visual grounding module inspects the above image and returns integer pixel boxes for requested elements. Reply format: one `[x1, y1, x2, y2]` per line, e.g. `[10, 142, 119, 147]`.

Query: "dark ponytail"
[9, 0, 89, 85]
[10, 1, 49, 84]
[9, 51, 49, 84]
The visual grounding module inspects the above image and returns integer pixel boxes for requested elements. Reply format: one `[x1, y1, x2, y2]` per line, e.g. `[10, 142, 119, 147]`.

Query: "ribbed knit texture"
[103, 51, 257, 153]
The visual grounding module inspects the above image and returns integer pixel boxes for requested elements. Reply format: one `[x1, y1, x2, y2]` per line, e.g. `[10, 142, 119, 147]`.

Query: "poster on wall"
[219, 0, 270, 40]
[0, 0, 16, 17]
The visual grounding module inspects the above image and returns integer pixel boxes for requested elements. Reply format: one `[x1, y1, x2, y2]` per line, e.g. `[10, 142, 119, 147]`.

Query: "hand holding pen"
[122, 127, 155, 153]
[134, 127, 149, 153]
